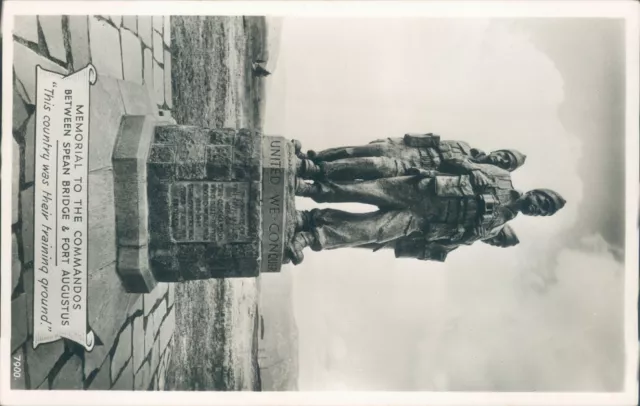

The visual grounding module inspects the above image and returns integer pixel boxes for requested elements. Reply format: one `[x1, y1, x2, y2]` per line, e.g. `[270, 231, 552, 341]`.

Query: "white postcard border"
[1, 1, 638, 406]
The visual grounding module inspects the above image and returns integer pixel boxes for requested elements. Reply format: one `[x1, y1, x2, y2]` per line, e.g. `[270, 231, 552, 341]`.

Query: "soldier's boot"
[296, 158, 322, 179]
[295, 178, 322, 198]
[286, 231, 317, 265]
[294, 210, 314, 231]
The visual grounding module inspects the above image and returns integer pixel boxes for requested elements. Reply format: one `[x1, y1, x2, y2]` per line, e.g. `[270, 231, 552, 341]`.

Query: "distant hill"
[257, 268, 299, 390]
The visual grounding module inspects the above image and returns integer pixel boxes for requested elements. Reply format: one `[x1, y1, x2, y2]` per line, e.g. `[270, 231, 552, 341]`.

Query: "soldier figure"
[294, 133, 527, 185]
[286, 163, 566, 264]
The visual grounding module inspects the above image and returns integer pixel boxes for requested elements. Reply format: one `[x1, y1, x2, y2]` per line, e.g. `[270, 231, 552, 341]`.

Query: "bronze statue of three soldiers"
[286, 133, 566, 265]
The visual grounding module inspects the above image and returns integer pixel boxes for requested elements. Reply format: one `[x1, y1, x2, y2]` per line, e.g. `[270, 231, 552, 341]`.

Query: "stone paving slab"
[150, 338, 160, 379]
[84, 340, 109, 377]
[144, 317, 155, 356]
[109, 16, 123, 28]
[15, 75, 32, 105]
[85, 262, 139, 376]
[157, 353, 167, 390]
[168, 284, 175, 308]
[20, 186, 34, 264]
[163, 338, 173, 370]
[26, 341, 65, 389]
[112, 361, 134, 390]
[143, 47, 154, 97]
[132, 315, 145, 372]
[121, 28, 143, 85]
[11, 294, 27, 352]
[13, 88, 29, 132]
[12, 138, 20, 224]
[153, 30, 163, 63]
[51, 355, 83, 389]
[68, 16, 91, 72]
[143, 282, 168, 317]
[13, 15, 39, 43]
[131, 294, 144, 315]
[138, 16, 152, 48]
[88, 168, 117, 271]
[153, 59, 164, 105]
[87, 358, 111, 390]
[163, 16, 170, 47]
[88, 77, 126, 171]
[23, 114, 35, 184]
[134, 359, 152, 390]
[123, 16, 137, 33]
[118, 80, 157, 116]
[144, 298, 166, 354]
[111, 324, 133, 382]
[159, 307, 175, 352]
[164, 50, 172, 108]
[12, 234, 21, 293]
[38, 16, 67, 62]
[89, 17, 123, 79]
[13, 42, 68, 102]
[153, 16, 163, 33]
[153, 300, 168, 340]
[23, 267, 34, 337]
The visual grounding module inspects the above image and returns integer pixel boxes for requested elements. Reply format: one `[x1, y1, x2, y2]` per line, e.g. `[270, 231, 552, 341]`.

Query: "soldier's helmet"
[497, 149, 527, 171]
[485, 224, 519, 247]
[530, 188, 567, 216]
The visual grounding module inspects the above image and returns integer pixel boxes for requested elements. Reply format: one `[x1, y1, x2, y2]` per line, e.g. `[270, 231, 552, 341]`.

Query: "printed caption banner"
[32, 64, 97, 351]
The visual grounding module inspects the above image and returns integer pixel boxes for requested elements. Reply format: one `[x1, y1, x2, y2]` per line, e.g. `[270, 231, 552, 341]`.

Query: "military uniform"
[356, 235, 461, 262]
[356, 224, 519, 262]
[302, 164, 521, 251]
[309, 133, 491, 181]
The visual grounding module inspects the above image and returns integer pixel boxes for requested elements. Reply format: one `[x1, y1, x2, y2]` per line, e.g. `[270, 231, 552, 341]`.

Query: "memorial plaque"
[170, 182, 251, 243]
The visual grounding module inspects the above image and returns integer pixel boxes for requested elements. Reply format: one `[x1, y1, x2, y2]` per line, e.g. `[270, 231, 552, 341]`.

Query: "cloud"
[412, 234, 625, 391]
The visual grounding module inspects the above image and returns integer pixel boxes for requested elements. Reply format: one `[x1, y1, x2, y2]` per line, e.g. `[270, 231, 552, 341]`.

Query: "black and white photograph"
[1, 1, 638, 405]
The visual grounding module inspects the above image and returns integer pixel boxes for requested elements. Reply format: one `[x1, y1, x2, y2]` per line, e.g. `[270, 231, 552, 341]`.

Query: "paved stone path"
[12, 15, 175, 390]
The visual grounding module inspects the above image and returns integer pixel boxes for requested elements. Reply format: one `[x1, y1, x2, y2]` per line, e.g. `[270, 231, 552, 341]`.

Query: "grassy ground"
[171, 16, 266, 130]
[165, 16, 267, 391]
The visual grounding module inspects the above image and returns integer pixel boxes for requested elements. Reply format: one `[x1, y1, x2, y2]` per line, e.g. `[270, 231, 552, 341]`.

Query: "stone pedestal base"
[112, 117, 295, 292]
[113, 115, 159, 293]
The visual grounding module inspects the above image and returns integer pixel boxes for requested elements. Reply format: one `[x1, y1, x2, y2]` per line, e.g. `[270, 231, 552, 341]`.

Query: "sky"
[262, 17, 627, 391]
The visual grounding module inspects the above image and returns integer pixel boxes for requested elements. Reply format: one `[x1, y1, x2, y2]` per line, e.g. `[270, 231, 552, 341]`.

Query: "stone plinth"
[113, 121, 296, 291]
[113, 115, 158, 293]
[147, 126, 263, 281]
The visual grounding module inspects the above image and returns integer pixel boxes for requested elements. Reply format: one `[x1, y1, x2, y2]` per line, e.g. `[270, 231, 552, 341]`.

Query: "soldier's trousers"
[309, 176, 426, 209]
[314, 141, 423, 181]
[308, 208, 422, 250]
